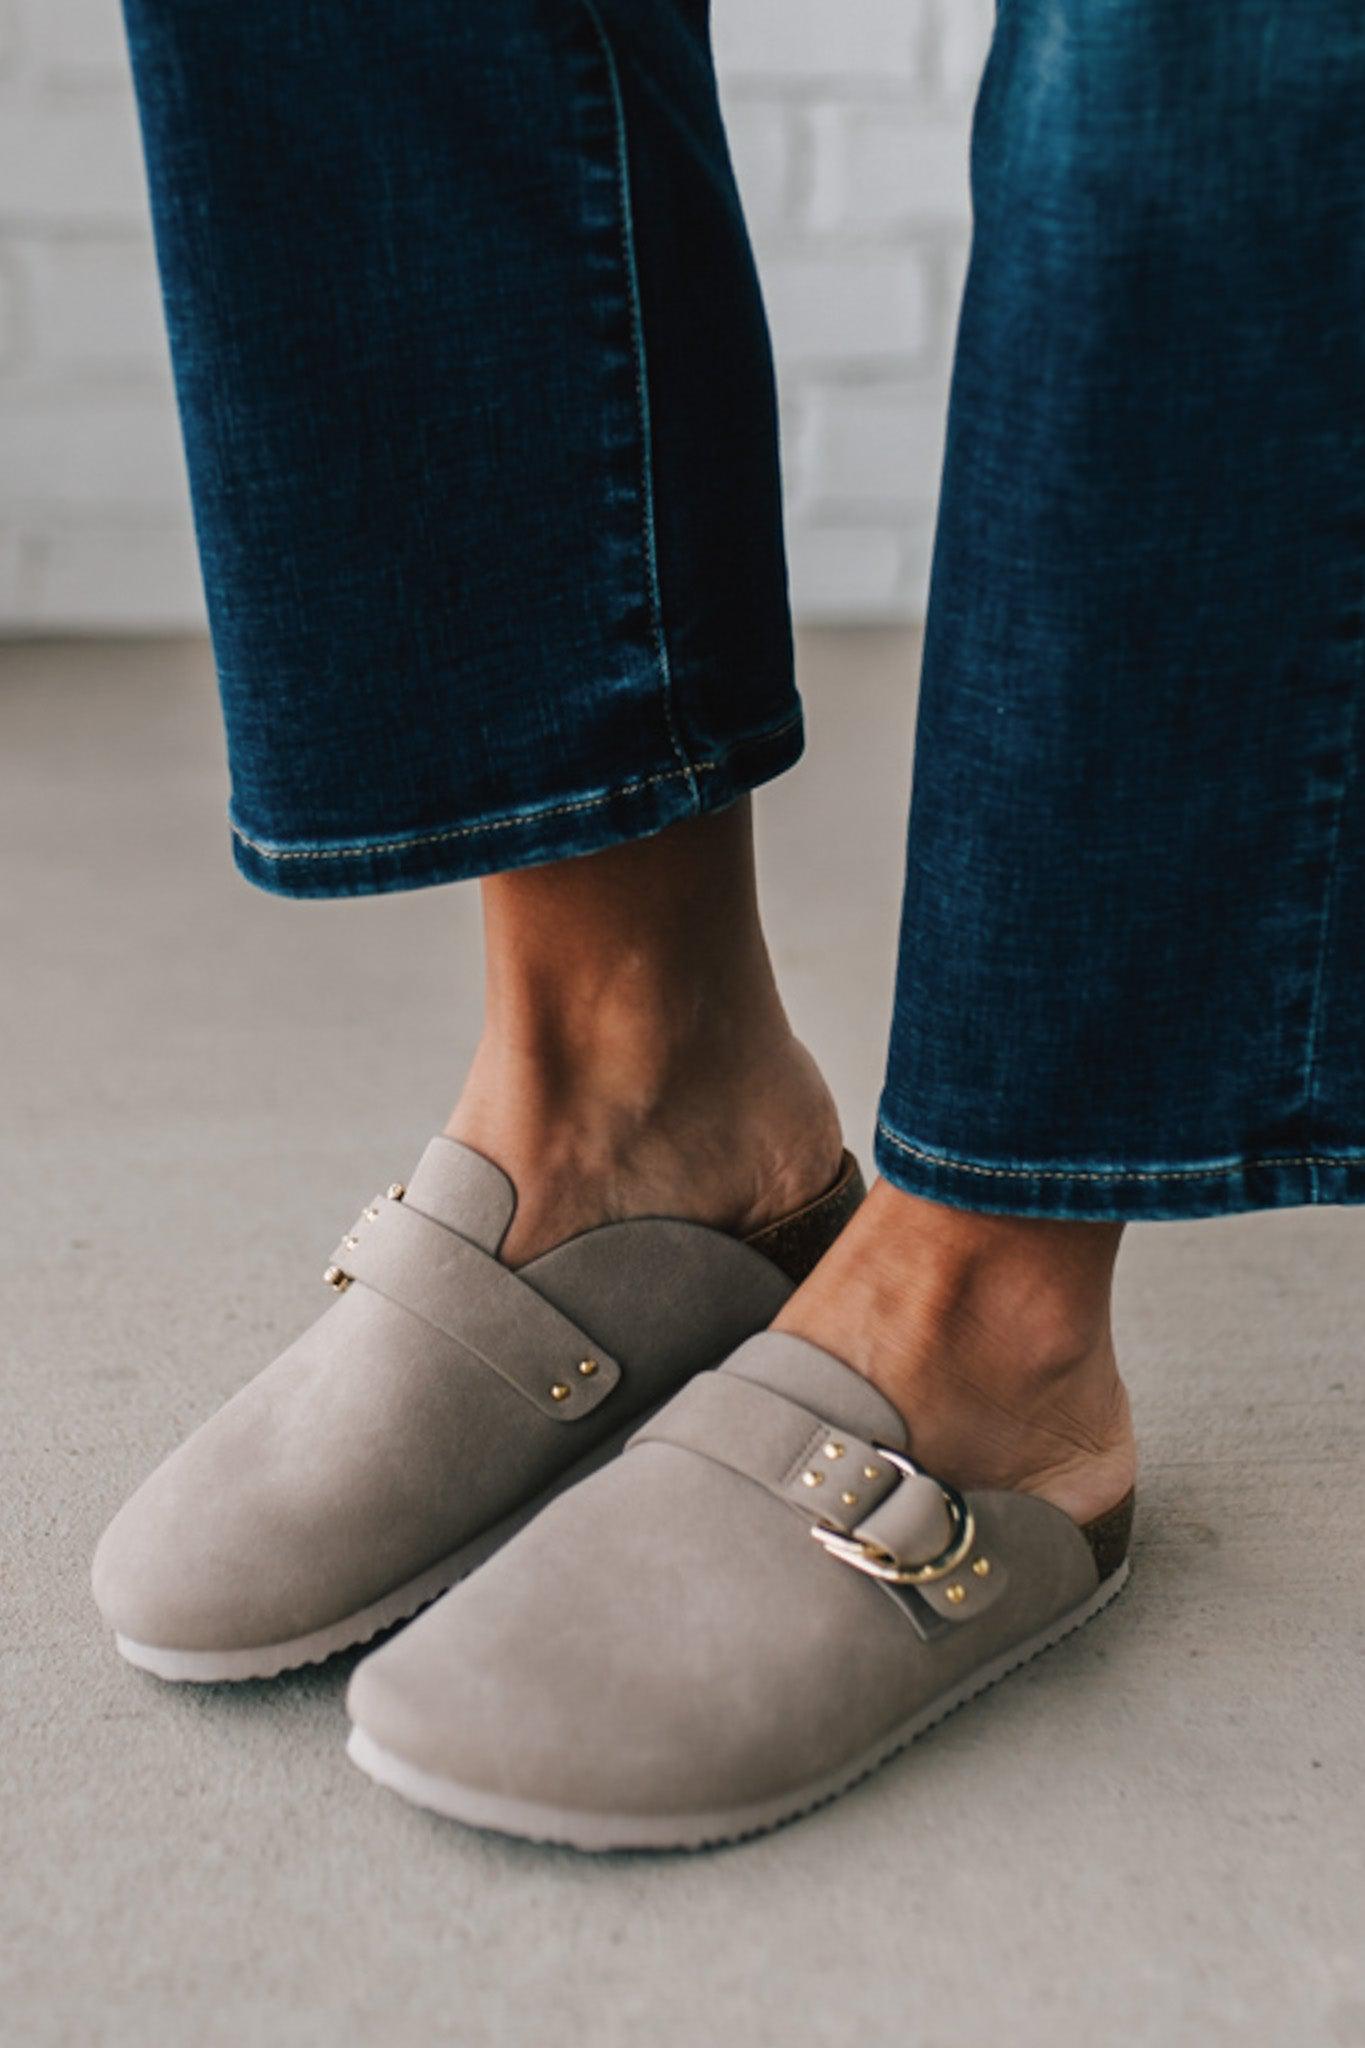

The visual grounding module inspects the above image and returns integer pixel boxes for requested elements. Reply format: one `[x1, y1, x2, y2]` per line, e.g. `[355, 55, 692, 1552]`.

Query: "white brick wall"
[0, 0, 992, 633]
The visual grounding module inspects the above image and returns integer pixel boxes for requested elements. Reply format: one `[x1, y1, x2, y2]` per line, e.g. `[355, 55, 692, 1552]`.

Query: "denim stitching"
[579, 0, 700, 810]
[1298, 580, 1365, 1202]
[877, 1119, 1365, 1183]
[230, 711, 801, 865]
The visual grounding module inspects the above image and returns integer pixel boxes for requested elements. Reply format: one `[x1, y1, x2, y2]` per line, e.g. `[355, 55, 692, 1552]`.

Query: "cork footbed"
[742, 1149, 867, 1285]
[1079, 1487, 1136, 1580]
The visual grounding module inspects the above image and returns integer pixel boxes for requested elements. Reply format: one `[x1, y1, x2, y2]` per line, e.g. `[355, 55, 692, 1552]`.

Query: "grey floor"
[3, 634, 1364, 2048]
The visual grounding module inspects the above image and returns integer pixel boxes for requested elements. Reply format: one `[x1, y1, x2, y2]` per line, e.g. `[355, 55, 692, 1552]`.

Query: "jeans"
[120, 0, 1365, 1222]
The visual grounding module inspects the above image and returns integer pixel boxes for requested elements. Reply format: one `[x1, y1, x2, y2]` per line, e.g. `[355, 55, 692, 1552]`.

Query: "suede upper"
[92, 1139, 796, 1655]
[346, 1334, 1104, 1822]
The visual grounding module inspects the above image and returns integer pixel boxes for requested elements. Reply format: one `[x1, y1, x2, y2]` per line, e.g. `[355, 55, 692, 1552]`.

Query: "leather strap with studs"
[632, 1370, 1007, 1624]
[631, 1370, 896, 1521]
[325, 1189, 620, 1422]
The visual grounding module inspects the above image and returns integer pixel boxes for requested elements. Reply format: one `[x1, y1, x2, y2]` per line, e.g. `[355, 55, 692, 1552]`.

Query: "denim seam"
[579, 0, 700, 811]
[229, 711, 802, 865]
[876, 1119, 1365, 1184]
[1298, 584, 1364, 1202]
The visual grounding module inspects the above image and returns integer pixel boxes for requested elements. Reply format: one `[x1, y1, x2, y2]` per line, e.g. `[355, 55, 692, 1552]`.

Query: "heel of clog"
[743, 1150, 866, 1285]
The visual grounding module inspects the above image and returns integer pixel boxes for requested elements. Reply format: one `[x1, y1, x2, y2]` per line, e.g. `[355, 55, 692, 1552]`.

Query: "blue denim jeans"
[120, 0, 1365, 1222]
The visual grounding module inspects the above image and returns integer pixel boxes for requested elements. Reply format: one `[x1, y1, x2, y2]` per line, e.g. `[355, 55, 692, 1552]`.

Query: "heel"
[743, 1150, 866, 1284]
[1079, 1488, 1136, 1582]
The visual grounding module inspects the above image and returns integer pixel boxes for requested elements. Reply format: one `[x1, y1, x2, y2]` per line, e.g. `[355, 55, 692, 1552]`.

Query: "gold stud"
[323, 1265, 351, 1291]
[364, 1204, 380, 1221]
[387, 1182, 406, 1201]
[945, 1583, 967, 1605]
[823, 1441, 845, 1460]
[840, 1490, 858, 1507]
[343, 1234, 359, 1249]
[550, 1383, 571, 1403]
[801, 1469, 825, 1488]
[863, 1464, 880, 1480]
[578, 1358, 599, 1377]
[972, 1556, 992, 1578]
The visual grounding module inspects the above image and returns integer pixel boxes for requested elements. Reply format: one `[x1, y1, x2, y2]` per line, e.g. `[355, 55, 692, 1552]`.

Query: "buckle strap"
[810, 1445, 974, 1584]
[632, 1371, 902, 1527]
[826, 1445, 1007, 1624]
[325, 1188, 620, 1422]
[634, 1371, 1008, 1623]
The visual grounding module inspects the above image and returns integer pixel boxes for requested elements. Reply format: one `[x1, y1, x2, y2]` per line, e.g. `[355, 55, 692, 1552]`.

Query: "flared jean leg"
[877, 0, 1365, 1222]
[119, 0, 800, 897]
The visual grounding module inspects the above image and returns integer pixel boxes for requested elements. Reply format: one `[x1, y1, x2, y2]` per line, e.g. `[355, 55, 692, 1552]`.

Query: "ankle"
[449, 1027, 842, 1260]
[444, 804, 845, 1259]
[465, 945, 797, 1129]
[776, 1181, 1136, 1524]
[872, 1191, 1121, 1381]
[467, 797, 811, 1138]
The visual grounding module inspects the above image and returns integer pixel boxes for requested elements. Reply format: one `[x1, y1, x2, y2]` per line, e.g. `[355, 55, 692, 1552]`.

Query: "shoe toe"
[92, 1424, 314, 1655]
[346, 1444, 912, 1826]
[91, 1323, 438, 1655]
[93, 1473, 250, 1654]
[90, 1290, 513, 1659]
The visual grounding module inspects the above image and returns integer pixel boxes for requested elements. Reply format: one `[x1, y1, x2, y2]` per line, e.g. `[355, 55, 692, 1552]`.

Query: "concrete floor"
[3, 634, 1363, 2048]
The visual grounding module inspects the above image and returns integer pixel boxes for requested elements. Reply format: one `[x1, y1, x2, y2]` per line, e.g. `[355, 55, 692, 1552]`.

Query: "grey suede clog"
[92, 1139, 864, 1682]
[345, 1330, 1134, 1850]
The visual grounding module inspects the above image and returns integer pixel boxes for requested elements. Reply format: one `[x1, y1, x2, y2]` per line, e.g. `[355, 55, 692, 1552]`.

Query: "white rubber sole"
[346, 1559, 1131, 1851]
[114, 1405, 657, 1684]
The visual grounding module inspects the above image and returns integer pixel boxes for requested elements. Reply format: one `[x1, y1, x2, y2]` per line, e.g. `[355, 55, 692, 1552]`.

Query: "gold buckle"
[810, 1443, 976, 1585]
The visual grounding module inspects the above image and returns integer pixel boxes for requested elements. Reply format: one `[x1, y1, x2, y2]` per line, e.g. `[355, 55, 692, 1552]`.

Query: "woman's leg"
[119, 1, 842, 1238]
[119, 0, 802, 894]
[98, 0, 860, 1674]
[448, 800, 842, 1263]
[784, 0, 1365, 1519]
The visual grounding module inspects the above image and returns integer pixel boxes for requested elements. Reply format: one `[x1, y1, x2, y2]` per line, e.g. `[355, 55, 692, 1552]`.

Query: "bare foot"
[445, 803, 844, 1263]
[774, 1178, 1137, 1526]
[450, 1029, 842, 1264]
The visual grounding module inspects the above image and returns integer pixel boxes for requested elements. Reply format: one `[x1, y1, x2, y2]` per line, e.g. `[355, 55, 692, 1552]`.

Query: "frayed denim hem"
[874, 1117, 1365, 1221]
[228, 711, 803, 900]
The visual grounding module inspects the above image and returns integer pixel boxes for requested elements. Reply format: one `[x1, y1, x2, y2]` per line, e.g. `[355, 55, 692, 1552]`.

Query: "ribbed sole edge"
[345, 1558, 1132, 1851]
[112, 1402, 660, 1684]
